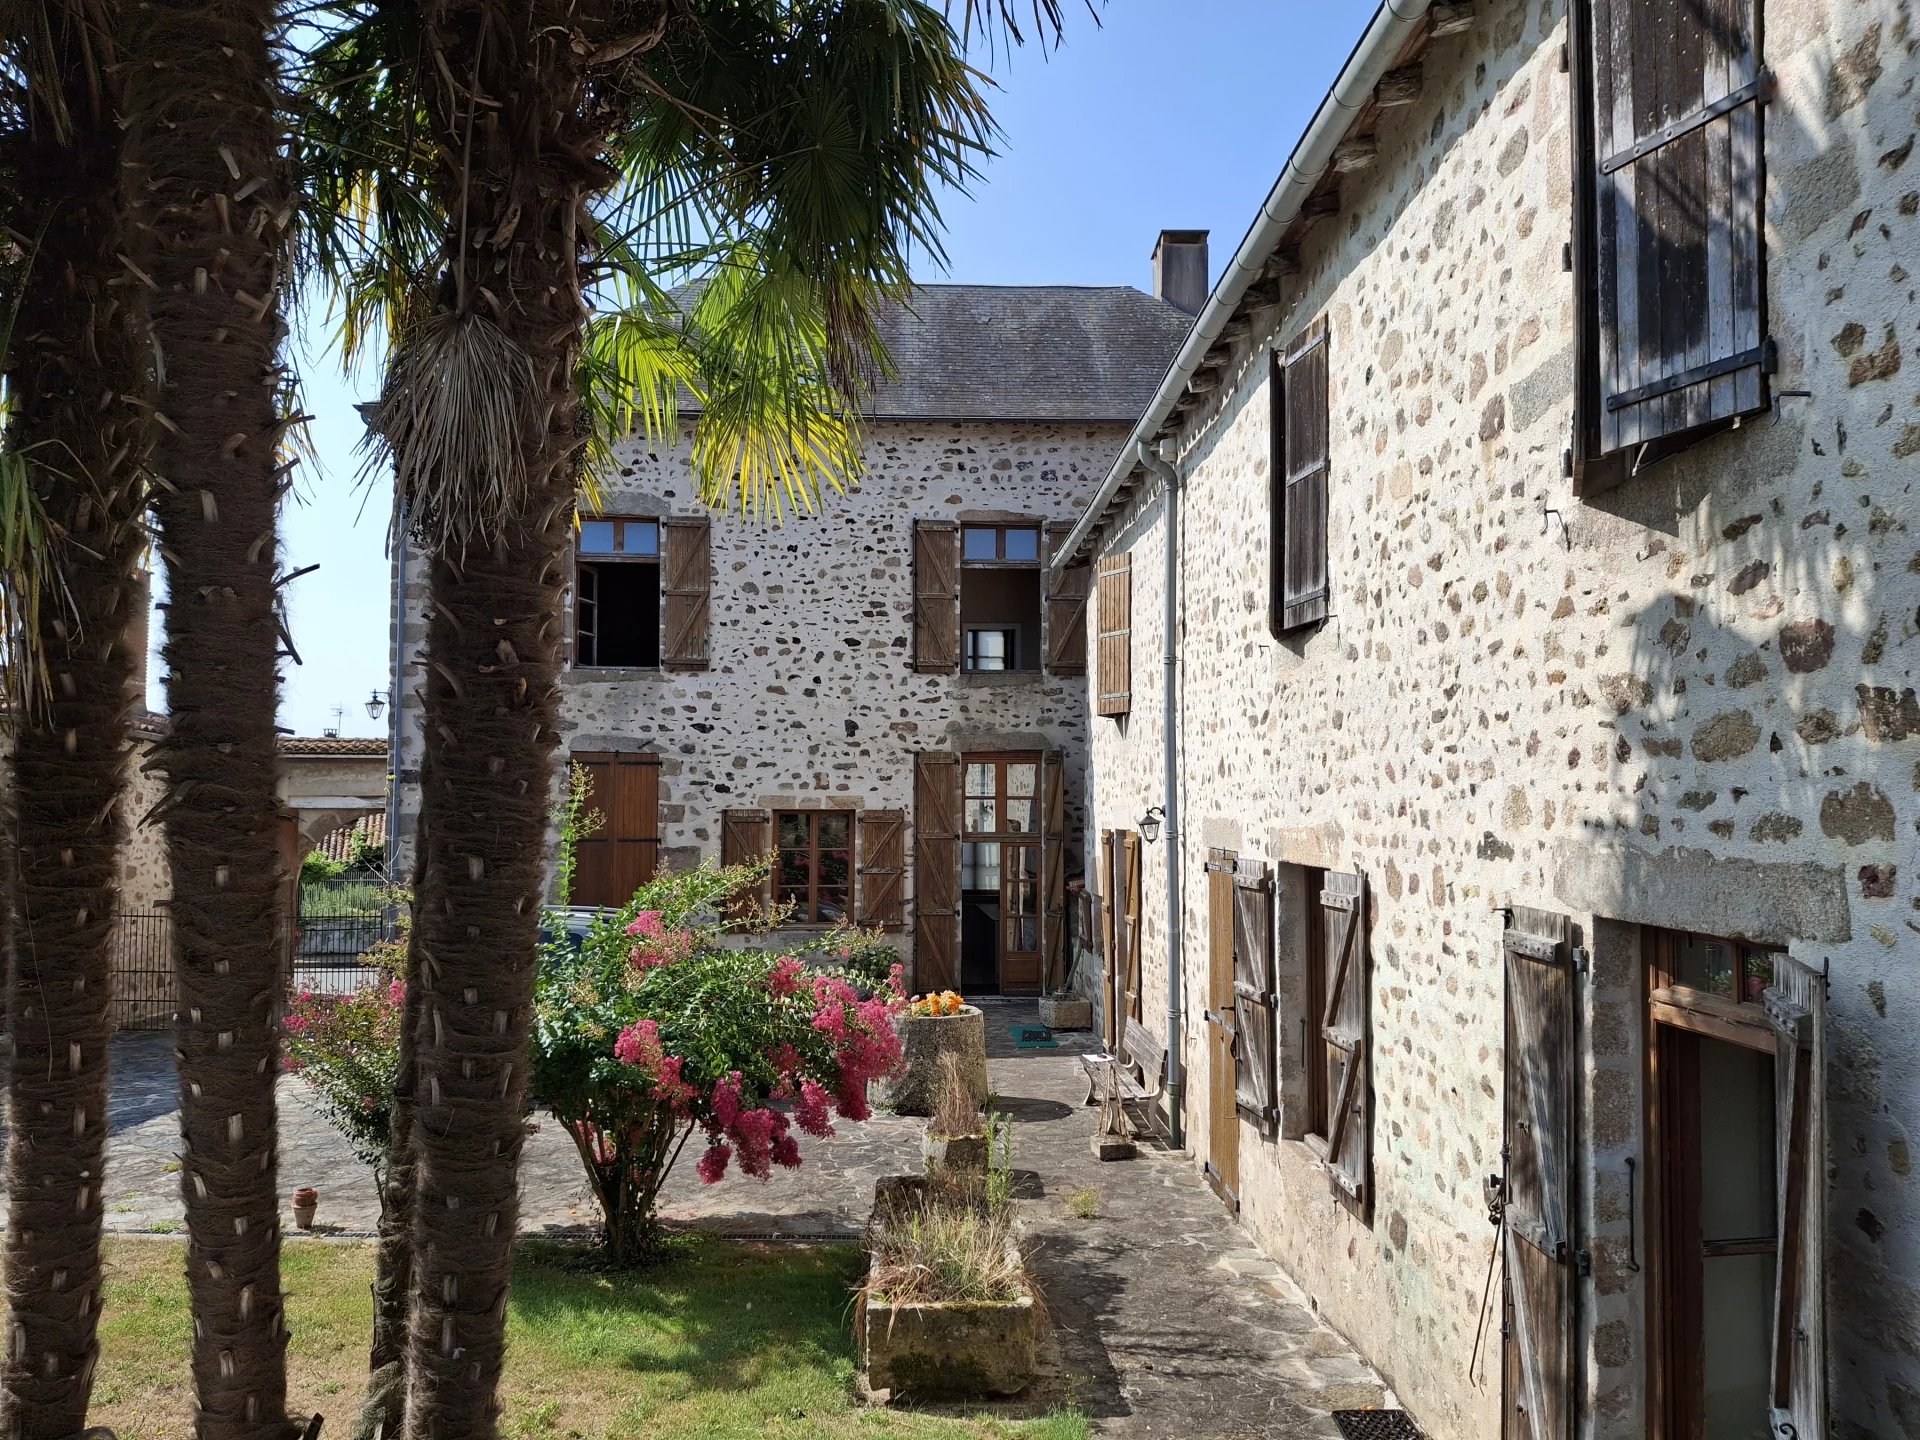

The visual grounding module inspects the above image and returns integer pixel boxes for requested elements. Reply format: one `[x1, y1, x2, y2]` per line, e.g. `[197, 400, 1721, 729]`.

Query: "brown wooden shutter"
[1765, 954, 1826, 1440]
[854, 809, 906, 932]
[1583, 0, 1767, 469]
[1040, 752, 1068, 989]
[569, 751, 659, 908]
[1274, 318, 1329, 632]
[1232, 862, 1277, 1131]
[1099, 829, 1119, 1048]
[911, 520, 959, 674]
[1500, 907, 1575, 1440]
[1044, 523, 1091, 675]
[662, 515, 711, 670]
[1095, 554, 1132, 717]
[911, 752, 960, 990]
[1122, 830, 1143, 1023]
[719, 808, 770, 919]
[1312, 869, 1369, 1205]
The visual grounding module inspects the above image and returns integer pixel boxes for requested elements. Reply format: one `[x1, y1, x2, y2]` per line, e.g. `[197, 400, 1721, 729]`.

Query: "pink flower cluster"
[766, 955, 806, 998]
[703, 1071, 802, 1180]
[626, 910, 696, 974]
[611, 1019, 697, 1110]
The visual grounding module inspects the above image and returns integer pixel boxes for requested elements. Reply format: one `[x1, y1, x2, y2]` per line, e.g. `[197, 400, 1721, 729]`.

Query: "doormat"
[1008, 1024, 1058, 1050]
[1332, 1412, 1425, 1440]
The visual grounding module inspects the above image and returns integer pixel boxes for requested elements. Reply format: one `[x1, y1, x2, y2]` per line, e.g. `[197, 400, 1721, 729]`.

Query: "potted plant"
[292, 1186, 319, 1230]
[922, 1055, 988, 1175]
[887, 990, 988, 1117]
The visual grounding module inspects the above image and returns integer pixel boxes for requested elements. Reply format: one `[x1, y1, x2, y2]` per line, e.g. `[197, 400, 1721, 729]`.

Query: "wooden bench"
[1080, 1017, 1168, 1136]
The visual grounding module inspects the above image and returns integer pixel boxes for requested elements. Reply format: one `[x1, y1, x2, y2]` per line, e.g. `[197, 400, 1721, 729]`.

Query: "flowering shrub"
[911, 990, 967, 1017]
[284, 973, 406, 1170]
[532, 859, 907, 1261]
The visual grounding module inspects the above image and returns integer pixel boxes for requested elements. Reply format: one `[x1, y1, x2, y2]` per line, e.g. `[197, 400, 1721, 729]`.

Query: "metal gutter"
[1054, 0, 1434, 569]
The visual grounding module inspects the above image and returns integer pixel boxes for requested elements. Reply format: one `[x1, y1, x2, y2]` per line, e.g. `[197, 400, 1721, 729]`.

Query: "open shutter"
[1274, 318, 1329, 632]
[662, 515, 711, 670]
[719, 808, 770, 919]
[570, 751, 615, 906]
[1040, 752, 1068, 990]
[911, 521, 959, 674]
[1585, 0, 1767, 468]
[1500, 907, 1576, 1440]
[1044, 523, 1091, 675]
[855, 809, 906, 932]
[1122, 830, 1143, 1023]
[911, 752, 960, 990]
[1312, 869, 1369, 1204]
[608, 753, 660, 904]
[1099, 830, 1118, 1048]
[1765, 954, 1825, 1440]
[1232, 862, 1277, 1130]
[1095, 554, 1131, 717]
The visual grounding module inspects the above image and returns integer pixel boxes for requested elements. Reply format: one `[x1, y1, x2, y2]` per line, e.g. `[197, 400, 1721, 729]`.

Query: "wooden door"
[572, 751, 661, 908]
[1501, 907, 1576, 1440]
[1205, 852, 1239, 1207]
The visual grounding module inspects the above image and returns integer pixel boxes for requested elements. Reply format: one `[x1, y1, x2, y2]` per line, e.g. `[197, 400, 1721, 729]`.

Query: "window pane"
[1741, 949, 1777, 1005]
[818, 890, 849, 923]
[1006, 764, 1036, 798]
[961, 841, 1001, 891]
[777, 813, 810, 849]
[965, 797, 996, 833]
[817, 813, 851, 850]
[820, 852, 850, 888]
[579, 519, 616, 554]
[778, 856, 809, 889]
[624, 520, 660, 556]
[965, 763, 995, 797]
[962, 526, 999, 561]
[965, 628, 1012, 671]
[1676, 933, 1736, 997]
[1002, 527, 1039, 562]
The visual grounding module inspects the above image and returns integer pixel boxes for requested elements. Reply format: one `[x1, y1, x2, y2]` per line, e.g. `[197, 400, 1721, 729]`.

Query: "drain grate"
[1332, 1412, 1426, 1440]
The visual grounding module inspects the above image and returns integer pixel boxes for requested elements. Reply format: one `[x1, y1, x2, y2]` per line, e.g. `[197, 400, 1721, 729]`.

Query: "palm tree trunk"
[0, 4, 152, 1432]
[399, 3, 625, 1433]
[118, 3, 301, 1436]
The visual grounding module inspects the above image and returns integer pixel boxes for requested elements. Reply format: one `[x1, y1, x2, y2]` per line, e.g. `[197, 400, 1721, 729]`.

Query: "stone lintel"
[1550, 841, 1852, 946]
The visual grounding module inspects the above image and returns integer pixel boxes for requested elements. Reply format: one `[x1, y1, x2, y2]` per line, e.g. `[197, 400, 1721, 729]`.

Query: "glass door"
[959, 754, 1042, 995]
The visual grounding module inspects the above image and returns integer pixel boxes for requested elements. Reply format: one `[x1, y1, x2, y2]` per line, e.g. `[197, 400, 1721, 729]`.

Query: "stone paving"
[1, 999, 1393, 1437]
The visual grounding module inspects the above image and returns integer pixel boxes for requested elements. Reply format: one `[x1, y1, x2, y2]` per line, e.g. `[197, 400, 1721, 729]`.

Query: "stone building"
[388, 278, 1192, 994]
[1057, 1, 1916, 1437]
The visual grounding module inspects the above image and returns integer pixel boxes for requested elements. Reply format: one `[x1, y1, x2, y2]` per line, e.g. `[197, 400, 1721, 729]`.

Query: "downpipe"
[1136, 438, 1185, 1149]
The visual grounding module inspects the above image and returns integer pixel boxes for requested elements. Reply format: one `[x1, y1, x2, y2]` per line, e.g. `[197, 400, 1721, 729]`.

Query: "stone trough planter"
[922, 1130, 989, 1175]
[860, 1267, 1038, 1398]
[884, 1005, 988, 1117]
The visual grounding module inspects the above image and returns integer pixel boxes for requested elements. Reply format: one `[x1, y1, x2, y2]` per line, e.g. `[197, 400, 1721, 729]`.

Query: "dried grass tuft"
[929, 1052, 982, 1140]
[864, 1195, 1025, 1306]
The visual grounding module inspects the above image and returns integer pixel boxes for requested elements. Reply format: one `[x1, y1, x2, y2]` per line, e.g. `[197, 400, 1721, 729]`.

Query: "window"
[575, 516, 660, 668]
[774, 810, 852, 924]
[959, 525, 1041, 673]
[1270, 317, 1329, 634]
[1571, 0, 1768, 489]
[1095, 553, 1131, 717]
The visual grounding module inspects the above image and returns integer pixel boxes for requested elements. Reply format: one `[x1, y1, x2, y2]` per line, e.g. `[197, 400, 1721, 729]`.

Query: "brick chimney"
[1151, 229, 1209, 316]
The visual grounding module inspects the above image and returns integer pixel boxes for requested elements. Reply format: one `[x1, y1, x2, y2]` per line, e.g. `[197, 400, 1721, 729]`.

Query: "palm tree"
[0, 3, 155, 1433]
[116, 0, 307, 1433]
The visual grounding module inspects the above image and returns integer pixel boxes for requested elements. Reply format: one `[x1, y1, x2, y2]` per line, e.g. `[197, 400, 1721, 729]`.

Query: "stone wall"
[393, 419, 1129, 976]
[1085, 1, 1917, 1436]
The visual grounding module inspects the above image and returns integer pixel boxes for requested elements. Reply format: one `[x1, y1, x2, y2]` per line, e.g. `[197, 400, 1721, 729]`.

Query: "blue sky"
[254, 0, 1374, 738]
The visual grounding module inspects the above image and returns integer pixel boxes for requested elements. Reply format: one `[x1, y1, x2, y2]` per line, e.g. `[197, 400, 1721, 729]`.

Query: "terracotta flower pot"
[292, 1187, 319, 1230]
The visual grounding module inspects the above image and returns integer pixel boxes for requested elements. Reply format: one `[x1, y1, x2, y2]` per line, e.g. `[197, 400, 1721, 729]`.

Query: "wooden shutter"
[911, 752, 960, 990]
[1099, 829, 1119, 1048]
[1095, 554, 1131, 717]
[1122, 830, 1143, 1023]
[662, 515, 711, 670]
[1232, 862, 1277, 1130]
[1583, 0, 1767, 467]
[719, 808, 770, 919]
[1311, 869, 1369, 1204]
[1040, 752, 1068, 989]
[1273, 318, 1330, 632]
[1501, 907, 1575, 1440]
[855, 809, 906, 932]
[911, 521, 959, 674]
[1044, 523, 1091, 675]
[569, 751, 659, 908]
[1765, 954, 1826, 1440]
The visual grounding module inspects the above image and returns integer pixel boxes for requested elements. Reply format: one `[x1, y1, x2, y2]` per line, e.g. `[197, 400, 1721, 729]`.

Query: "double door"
[960, 754, 1042, 995]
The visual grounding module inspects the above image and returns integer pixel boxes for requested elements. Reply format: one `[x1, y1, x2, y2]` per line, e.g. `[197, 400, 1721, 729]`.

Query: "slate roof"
[851, 285, 1193, 422]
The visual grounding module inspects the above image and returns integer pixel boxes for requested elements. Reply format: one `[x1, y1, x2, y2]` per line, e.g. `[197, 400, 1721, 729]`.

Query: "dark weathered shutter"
[1095, 554, 1131, 717]
[1501, 907, 1575, 1440]
[855, 809, 906, 932]
[1275, 318, 1329, 632]
[1044, 523, 1091, 675]
[911, 752, 960, 990]
[568, 751, 659, 908]
[911, 521, 959, 674]
[1584, 0, 1767, 468]
[1099, 829, 1119, 1048]
[1765, 954, 1826, 1440]
[1040, 752, 1068, 989]
[719, 808, 770, 919]
[1312, 869, 1369, 1205]
[662, 515, 711, 669]
[570, 751, 615, 906]
[1232, 862, 1277, 1130]
[1122, 830, 1143, 1022]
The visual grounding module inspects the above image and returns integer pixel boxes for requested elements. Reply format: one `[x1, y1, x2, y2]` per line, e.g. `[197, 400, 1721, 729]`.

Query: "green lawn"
[89, 1237, 1086, 1440]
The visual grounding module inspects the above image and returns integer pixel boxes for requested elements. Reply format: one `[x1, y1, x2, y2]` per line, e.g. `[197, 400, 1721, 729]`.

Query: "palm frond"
[0, 401, 69, 718]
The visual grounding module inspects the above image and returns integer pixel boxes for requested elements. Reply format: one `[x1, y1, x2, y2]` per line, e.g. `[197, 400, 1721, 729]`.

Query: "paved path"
[1, 1000, 1393, 1437]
